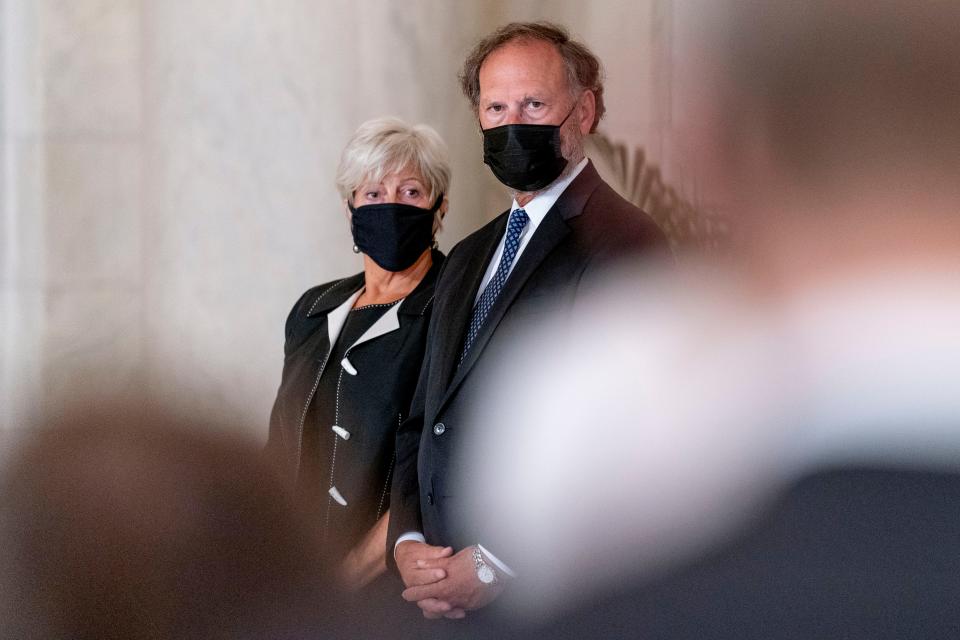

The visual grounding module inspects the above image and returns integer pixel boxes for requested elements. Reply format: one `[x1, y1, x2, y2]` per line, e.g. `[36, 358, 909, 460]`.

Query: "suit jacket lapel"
[436, 161, 603, 412]
[433, 215, 509, 399]
[347, 299, 402, 351]
[439, 211, 569, 408]
[325, 289, 363, 354]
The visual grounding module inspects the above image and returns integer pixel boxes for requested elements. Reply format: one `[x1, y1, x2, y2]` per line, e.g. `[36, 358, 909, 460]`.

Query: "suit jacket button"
[433, 422, 446, 436]
[427, 492, 434, 505]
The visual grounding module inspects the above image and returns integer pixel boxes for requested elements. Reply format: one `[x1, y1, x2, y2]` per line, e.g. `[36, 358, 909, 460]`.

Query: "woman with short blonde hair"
[268, 117, 451, 600]
[336, 116, 450, 236]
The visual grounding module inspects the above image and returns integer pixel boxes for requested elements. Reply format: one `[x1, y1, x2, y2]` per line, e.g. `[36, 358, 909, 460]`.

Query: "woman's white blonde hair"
[336, 117, 451, 234]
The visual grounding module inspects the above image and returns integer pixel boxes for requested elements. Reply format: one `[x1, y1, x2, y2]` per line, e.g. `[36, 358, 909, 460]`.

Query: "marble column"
[2, 0, 145, 438]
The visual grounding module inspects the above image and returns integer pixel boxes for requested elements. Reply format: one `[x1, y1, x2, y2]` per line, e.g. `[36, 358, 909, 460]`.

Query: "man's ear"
[578, 89, 597, 135]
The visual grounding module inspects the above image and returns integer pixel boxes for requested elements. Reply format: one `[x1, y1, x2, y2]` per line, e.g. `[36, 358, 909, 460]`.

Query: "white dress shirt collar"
[474, 158, 590, 304]
[509, 157, 589, 226]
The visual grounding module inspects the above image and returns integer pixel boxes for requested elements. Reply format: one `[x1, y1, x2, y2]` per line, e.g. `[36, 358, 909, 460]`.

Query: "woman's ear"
[432, 197, 448, 238]
[343, 199, 352, 224]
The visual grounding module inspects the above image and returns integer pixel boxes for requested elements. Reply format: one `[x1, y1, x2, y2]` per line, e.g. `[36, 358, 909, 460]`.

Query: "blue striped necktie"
[459, 208, 530, 363]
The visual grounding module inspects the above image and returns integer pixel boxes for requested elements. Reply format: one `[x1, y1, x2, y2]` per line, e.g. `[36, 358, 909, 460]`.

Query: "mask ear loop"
[347, 198, 361, 253]
[557, 102, 577, 128]
[430, 192, 444, 249]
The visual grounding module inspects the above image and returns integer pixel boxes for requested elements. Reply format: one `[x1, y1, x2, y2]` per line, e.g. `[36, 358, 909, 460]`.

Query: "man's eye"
[489, 104, 504, 113]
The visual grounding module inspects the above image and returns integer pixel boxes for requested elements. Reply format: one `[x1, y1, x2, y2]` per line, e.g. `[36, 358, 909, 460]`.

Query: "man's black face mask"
[481, 106, 575, 192]
[349, 194, 441, 272]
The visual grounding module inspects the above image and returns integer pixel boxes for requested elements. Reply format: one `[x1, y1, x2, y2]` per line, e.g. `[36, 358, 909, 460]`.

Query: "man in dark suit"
[454, 2, 960, 638]
[387, 21, 667, 620]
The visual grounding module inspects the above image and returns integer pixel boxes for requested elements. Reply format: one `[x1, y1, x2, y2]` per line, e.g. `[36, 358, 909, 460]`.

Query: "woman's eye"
[406, 189, 420, 198]
[365, 191, 379, 199]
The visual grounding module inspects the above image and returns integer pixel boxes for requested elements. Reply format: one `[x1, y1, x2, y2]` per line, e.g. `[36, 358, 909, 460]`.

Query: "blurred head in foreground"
[0, 400, 331, 640]
[461, 1, 960, 632]
[682, 0, 960, 284]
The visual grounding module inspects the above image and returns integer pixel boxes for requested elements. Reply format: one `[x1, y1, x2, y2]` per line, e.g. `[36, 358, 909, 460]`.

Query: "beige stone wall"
[1, 0, 676, 440]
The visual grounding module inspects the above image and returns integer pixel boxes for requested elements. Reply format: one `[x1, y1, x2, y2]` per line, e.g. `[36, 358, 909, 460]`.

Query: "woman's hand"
[337, 511, 391, 591]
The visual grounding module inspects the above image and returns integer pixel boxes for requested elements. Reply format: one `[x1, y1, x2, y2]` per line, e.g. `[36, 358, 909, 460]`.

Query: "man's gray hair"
[459, 21, 606, 133]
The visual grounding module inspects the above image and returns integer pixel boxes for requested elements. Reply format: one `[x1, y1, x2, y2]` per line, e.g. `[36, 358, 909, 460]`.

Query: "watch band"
[473, 546, 499, 585]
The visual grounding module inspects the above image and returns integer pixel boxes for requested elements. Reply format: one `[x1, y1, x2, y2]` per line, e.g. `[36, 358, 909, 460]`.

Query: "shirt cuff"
[394, 531, 426, 559]
[477, 544, 517, 579]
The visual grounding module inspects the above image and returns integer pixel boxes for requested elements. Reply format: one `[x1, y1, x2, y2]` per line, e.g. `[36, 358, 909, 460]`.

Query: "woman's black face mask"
[349, 194, 442, 272]
[481, 106, 575, 192]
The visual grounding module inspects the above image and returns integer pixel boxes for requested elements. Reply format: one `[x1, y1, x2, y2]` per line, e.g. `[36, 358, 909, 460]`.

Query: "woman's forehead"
[360, 165, 426, 186]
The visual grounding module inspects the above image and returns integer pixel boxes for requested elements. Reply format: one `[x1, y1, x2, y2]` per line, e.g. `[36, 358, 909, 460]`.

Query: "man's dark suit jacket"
[387, 161, 667, 568]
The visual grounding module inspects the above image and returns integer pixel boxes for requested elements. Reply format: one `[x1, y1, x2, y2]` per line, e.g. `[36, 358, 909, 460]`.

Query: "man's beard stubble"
[510, 112, 586, 201]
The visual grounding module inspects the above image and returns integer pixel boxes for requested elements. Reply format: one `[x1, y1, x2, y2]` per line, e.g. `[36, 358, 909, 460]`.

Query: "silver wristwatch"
[473, 546, 499, 585]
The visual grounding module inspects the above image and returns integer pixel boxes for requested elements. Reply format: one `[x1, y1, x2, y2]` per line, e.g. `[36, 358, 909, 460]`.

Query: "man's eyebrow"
[479, 94, 548, 107]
